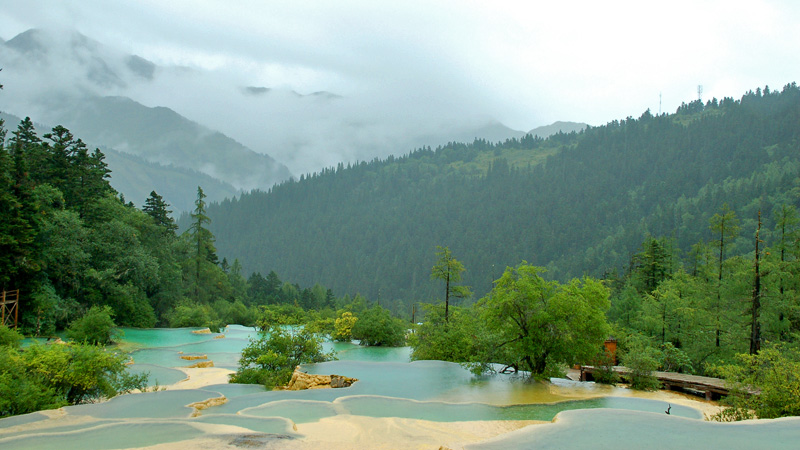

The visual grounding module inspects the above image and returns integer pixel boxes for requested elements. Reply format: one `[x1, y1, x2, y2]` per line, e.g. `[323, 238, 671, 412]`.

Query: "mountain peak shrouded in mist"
[1, 28, 292, 211]
[1, 27, 546, 179]
[1, 27, 588, 212]
[528, 121, 588, 138]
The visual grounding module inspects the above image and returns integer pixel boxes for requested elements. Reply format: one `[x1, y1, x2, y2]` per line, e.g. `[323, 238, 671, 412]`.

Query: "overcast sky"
[2, 0, 799, 173]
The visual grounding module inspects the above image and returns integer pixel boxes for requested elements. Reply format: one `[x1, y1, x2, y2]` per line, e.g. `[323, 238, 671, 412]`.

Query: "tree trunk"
[750, 211, 762, 355]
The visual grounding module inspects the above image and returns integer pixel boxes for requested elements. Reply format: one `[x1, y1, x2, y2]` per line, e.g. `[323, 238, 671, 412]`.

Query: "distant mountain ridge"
[528, 121, 588, 137]
[0, 28, 291, 211]
[0, 111, 239, 212]
[0, 27, 548, 178]
[198, 85, 800, 306]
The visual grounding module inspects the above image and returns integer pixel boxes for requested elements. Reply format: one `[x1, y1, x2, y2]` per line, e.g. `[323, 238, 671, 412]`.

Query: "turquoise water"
[466, 409, 800, 450]
[2, 327, 796, 449]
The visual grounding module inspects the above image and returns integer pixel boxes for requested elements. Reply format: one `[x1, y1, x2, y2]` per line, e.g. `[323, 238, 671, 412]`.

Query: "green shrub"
[167, 300, 214, 328]
[591, 349, 619, 385]
[255, 304, 308, 330]
[306, 316, 335, 336]
[711, 345, 800, 421]
[0, 325, 23, 348]
[623, 345, 662, 391]
[230, 325, 335, 389]
[351, 305, 406, 346]
[0, 343, 148, 417]
[409, 305, 479, 363]
[66, 305, 117, 345]
[659, 342, 694, 373]
[332, 311, 357, 341]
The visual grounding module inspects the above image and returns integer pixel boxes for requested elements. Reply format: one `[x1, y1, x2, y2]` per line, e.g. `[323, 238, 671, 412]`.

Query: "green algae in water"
[0, 422, 201, 450]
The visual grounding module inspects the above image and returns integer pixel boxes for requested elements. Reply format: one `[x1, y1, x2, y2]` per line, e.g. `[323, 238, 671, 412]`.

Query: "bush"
[659, 343, 694, 373]
[66, 305, 118, 345]
[0, 343, 148, 417]
[591, 348, 619, 385]
[306, 316, 335, 336]
[167, 300, 217, 329]
[350, 305, 406, 346]
[623, 344, 662, 391]
[214, 299, 255, 327]
[230, 325, 335, 389]
[409, 305, 480, 363]
[255, 304, 308, 330]
[0, 325, 23, 348]
[332, 311, 357, 341]
[711, 345, 800, 421]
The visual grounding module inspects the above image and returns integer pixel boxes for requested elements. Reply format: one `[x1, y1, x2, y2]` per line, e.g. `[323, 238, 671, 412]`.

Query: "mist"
[2, 1, 799, 176]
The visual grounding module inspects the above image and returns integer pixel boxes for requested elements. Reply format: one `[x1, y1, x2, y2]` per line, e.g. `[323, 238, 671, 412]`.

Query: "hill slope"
[0, 112, 240, 212]
[0, 28, 291, 210]
[199, 85, 800, 306]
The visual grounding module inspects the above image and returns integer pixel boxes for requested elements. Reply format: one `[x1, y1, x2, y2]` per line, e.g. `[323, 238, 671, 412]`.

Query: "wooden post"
[1, 290, 20, 329]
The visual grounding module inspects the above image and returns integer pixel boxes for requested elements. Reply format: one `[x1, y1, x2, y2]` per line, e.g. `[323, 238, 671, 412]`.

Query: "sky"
[1, 0, 799, 174]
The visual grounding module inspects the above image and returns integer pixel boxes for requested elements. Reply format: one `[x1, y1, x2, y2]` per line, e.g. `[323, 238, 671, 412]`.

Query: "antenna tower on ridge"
[697, 85, 703, 102]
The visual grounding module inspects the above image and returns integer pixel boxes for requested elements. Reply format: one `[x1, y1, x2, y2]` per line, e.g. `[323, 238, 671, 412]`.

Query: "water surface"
[3, 326, 789, 449]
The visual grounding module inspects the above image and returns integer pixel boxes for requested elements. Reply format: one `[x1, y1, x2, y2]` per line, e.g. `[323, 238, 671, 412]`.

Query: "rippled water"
[3, 326, 798, 449]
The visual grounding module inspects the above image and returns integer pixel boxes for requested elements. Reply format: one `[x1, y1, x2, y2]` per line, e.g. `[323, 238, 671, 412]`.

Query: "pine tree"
[143, 191, 178, 233]
[431, 246, 471, 322]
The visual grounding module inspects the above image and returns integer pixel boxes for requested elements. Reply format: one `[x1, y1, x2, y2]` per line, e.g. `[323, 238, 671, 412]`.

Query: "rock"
[331, 375, 355, 388]
[180, 354, 208, 361]
[285, 366, 357, 390]
[186, 360, 214, 368]
[192, 328, 211, 334]
[214, 334, 226, 339]
[187, 396, 227, 417]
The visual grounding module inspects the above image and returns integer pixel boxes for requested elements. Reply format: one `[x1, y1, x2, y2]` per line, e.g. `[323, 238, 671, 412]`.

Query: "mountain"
[197, 84, 800, 308]
[0, 28, 532, 177]
[0, 28, 291, 211]
[36, 94, 291, 191]
[0, 111, 239, 212]
[528, 121, 588, 138]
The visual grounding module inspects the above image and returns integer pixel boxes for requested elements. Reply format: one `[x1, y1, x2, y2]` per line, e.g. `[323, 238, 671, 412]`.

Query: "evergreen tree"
[709, 203, 740, 348]
[430, 246, 470, 322]
[142, 190, 178, 233]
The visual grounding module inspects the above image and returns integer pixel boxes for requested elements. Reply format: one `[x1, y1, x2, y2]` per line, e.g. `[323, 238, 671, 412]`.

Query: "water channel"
[2, 326, 798, 449]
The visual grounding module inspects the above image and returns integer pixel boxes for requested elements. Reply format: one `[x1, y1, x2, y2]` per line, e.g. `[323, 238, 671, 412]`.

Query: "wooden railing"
[1, 289, 20, 329]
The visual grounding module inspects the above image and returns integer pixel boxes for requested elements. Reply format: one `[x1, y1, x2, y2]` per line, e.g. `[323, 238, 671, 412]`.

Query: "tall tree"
[474, 263, 611, 376]
[750, 211, 764, 354]
[430, 246, 470, 322]
[186, 186, 231, 303]
[143, 190, 178, 234]
[709, 203, 740, 347]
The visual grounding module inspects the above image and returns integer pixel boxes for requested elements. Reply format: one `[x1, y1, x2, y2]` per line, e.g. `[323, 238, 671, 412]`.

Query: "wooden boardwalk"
[580, 365, 730, 400]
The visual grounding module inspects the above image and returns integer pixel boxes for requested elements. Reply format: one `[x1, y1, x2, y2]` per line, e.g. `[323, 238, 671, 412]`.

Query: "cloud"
[2, 0, 799, 175]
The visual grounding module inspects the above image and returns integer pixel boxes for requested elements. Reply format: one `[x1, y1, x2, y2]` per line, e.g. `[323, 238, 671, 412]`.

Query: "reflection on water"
[2, 326, 796, 449]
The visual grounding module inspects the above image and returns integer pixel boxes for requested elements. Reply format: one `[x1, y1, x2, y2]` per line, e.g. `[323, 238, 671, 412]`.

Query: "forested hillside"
[203, 84, 800, 311]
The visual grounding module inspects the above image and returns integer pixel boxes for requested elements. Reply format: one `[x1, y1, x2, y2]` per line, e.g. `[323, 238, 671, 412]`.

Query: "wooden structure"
[580, 365, 731, 400]
[1, 289, 20, 329]
[603, 338, 618, 364]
